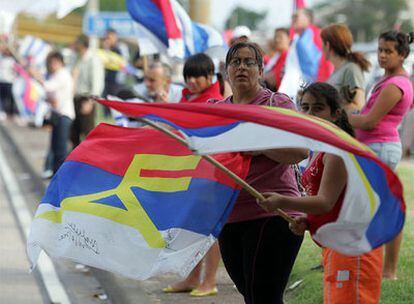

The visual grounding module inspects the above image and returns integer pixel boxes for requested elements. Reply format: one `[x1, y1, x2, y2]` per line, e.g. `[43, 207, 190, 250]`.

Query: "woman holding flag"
[349, 30, 414, 280]
[211, 41, 307, 304]
[259, 82, 383, 304]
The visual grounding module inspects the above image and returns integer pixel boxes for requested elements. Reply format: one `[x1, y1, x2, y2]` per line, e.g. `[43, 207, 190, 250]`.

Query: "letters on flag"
[126, 0, 225, 58]
[98, 99, 406, 256]
[27, 124, 250, 279]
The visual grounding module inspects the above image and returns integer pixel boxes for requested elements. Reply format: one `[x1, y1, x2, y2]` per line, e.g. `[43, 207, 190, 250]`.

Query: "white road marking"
[0, 144, 71, 304]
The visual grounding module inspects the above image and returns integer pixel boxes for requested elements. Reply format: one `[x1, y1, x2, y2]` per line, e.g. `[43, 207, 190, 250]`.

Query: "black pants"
[71, 96, 95, 148]
[219, 216, 303, 304]
[0, 82, 17, 114]
[51, 115, 72, 173]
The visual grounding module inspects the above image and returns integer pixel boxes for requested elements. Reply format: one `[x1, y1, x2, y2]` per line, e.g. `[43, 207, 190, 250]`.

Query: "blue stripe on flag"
[143, 114, 241, 137]
[131, 179, 239, 237]
[192, 23, 209, 54]
[355, 156, 405, 248]
[41, 161, 122, 207]
[40, 161, 238, 237]
[296, 28, 322, 81]
[24, 37, 37, 57]
[126, 0, 168, 45]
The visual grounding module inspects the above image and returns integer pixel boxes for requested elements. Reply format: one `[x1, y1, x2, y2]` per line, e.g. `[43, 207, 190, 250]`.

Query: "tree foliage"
[319, 0, 409, 41]
[225, 6, 267, 30]
[99, 0, 127, 11]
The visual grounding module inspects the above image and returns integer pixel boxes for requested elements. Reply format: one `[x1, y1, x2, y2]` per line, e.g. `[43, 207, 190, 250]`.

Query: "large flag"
[98, 100, 406, 256]
[27, 124, 250, 279]
[279, 0, 333, 99]
[126, 0, 225, 58]
[0, 0, 87, 19]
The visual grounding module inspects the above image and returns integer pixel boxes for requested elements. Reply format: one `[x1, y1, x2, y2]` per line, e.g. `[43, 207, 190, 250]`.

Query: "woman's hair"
[299, 82, 355, 137]
[46, 51, 64, 65]
[379, 30, 414, 58]
[275, 27, 289, 36]
[225, 41, 264, 71]
[183, 53, 224, 95]
[321, 24, 370, 72]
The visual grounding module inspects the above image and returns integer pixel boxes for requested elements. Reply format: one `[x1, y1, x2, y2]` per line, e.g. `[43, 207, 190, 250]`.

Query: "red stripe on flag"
[67, 124, 250, 189]
[153, 0, 181, 39]
[295, 0, 306, 10]
[140, 155, 248, 189]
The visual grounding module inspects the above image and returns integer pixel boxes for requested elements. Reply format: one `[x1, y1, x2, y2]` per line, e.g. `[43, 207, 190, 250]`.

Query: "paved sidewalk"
[0, 181, 44, 304]
[1, 120, 243, 304]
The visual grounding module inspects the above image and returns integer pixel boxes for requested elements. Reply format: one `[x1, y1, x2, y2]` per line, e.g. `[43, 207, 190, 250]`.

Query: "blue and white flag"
[18, 36, 52, 68]
[126, 0, 225, 58]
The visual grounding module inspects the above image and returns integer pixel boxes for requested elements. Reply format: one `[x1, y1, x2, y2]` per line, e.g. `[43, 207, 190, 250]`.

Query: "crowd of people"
[1, 6, 414, 303]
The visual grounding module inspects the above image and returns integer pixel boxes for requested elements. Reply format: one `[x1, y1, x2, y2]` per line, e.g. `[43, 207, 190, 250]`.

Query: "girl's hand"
[289, 216, 308, 236]
[257, 192, 284, 213]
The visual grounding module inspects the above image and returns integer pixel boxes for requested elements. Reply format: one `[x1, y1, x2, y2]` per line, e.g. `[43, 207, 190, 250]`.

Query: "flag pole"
[137, 117, 294, 224]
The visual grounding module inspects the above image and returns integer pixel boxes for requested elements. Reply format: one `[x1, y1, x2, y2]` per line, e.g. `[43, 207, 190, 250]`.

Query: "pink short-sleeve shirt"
[356, 76, 414, 144]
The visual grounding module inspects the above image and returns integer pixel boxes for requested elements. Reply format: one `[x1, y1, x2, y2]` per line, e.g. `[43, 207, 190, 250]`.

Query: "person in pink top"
[349, 30, 414, 280]
[210, 41, 308, 304]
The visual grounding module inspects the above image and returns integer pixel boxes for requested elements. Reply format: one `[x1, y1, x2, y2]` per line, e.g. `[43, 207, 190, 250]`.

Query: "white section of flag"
[28, 209, 215, 280]
[278, 36, 305, 102]
[185, 121, 379, 255]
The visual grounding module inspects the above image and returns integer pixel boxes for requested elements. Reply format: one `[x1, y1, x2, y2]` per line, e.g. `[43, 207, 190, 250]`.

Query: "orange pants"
[322, 247, 383, 304]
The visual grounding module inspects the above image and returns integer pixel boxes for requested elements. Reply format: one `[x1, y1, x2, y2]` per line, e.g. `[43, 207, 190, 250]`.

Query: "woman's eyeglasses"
[228, 58, 258, 68]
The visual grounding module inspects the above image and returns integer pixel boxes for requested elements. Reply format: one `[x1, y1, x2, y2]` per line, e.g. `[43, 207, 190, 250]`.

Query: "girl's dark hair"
[321, 24, 370, 72]
[379, 30, 414, 58]
[46, 51, 64, 65]
[183, 53, 225, 95]
[183, 53, 215, 80]
[225, 41, 264, 70]
[299, 82, 355, 137]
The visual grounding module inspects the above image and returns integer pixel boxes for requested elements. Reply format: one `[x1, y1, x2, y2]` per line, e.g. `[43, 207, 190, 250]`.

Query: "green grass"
[96, 104, 115, 125]
[285, 164, 414, 303]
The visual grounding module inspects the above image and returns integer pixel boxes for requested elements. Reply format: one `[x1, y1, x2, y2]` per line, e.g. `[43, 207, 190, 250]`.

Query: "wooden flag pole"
[137, 117, 295, 224]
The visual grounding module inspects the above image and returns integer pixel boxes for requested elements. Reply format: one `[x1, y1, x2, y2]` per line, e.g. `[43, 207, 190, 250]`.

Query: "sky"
[210, 0, 323, 30]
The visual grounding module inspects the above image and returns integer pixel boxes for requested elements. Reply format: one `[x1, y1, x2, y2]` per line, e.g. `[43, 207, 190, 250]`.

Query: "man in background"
[133, 61, 182, 103]
[264, 28, 291, 91]
[102, 29, 129, 116]
[291, 8, 332, 82]
[71, 34, 104, 147]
